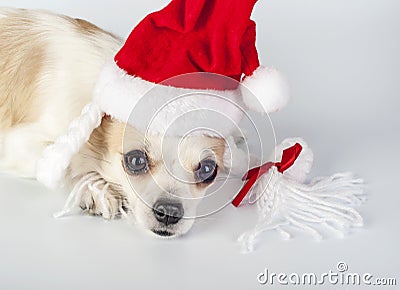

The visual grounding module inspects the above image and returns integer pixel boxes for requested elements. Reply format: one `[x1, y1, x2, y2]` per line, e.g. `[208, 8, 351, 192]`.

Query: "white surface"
[0, 0, 399, 289]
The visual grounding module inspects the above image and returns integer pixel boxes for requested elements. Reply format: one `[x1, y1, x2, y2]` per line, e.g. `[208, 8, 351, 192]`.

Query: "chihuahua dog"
[0, 8, 229, 237]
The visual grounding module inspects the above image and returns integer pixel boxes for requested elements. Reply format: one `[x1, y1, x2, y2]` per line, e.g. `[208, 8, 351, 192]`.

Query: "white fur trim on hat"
[93, 61, 246, 137]
[241, 66, 290, 113]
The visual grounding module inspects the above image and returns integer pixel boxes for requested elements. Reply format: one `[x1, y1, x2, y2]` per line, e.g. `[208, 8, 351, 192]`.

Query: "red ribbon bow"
[232, 143, 303, 207]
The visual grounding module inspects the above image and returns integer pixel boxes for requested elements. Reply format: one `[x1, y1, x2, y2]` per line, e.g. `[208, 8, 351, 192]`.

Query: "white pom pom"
[241, 66, 290, 113]
[271, 137, 314, 183]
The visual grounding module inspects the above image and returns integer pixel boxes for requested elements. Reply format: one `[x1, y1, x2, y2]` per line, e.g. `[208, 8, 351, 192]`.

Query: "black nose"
[153, 199, 184, 226]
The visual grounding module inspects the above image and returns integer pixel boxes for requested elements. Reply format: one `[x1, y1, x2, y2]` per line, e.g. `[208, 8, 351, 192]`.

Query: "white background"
[0, 0, 399, 289]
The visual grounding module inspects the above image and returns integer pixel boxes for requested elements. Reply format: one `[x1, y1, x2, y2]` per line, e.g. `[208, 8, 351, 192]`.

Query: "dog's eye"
[123, 150, 149, 175]
[194, 159, 218, 183]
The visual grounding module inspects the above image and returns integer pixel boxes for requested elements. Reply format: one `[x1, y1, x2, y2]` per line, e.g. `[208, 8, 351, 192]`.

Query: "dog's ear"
[87, 116, 125, 156]
[85, 117, 110, 158]
[67, 117, 124, 183]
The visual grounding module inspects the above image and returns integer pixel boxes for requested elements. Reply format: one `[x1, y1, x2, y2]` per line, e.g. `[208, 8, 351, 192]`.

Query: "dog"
[0, 8, 229, 237]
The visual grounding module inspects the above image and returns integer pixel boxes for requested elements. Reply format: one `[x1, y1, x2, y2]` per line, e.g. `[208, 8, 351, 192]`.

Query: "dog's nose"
[153, 199, 184, 226]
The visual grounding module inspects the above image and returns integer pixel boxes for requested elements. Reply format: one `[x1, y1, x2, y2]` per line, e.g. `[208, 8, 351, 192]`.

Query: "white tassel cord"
[36, 103, 103, 190]
[239, 167, 365, 253]
[54, 172, 111, 219]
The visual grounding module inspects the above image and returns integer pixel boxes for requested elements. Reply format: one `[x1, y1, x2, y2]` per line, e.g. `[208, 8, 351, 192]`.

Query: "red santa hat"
[37, 0, 290, 189]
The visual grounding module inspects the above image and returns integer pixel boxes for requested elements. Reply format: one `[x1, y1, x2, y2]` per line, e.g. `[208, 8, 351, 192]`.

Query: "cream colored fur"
[0, 8, 122, 176]
[0, 8, 230, 237]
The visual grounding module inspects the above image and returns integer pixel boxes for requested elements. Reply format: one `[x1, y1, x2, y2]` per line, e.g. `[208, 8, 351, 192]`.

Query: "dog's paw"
[62, 172, 127, 220]
[79, 188, 123, 219]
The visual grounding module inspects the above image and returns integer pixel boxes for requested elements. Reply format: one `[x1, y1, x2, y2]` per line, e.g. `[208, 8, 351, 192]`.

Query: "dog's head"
[72, 117, 225, 237]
